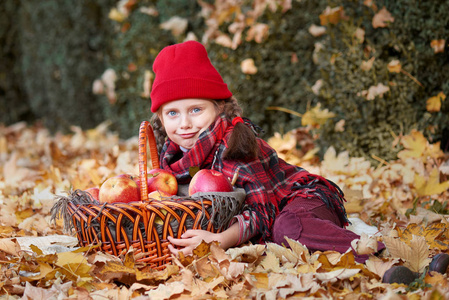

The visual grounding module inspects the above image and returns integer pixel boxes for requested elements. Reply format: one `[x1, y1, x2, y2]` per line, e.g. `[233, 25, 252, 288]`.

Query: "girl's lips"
[179, 132, 197, 139]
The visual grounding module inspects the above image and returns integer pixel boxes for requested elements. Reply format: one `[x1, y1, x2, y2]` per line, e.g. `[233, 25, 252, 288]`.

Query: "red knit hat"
[150, 41, 232, 112]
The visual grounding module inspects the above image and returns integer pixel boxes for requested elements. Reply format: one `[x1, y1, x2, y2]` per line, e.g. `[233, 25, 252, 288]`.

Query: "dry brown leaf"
[359, 83, 390, 100]
[414, 167, 449, 197]
[351, 233, 378, 255]
[0, 238, 20, 256]
[354, 27, 365, 43]
[308, 24, 326, 37]
[372, 7, 394, 28]
[426, 91, 446, 112]
[159, 16, 188, 36]
[383, 235, 430, 273]
[387, 60, 402, 73]
[315, 268, 360, 283]
[246, 23, 269, 43]
[226, 244, 265, 263]
[365, 256, 399, 278]
[361, 57, 375, 71]
[260, 251, 281, 273]
[431, 39, 446, 54]
[319, 6, 345, 26]
[240, 58, 258, 74]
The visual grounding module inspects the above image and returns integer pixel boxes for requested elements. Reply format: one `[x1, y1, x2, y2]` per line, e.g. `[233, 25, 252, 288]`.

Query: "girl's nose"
[180, 115, 192, 129]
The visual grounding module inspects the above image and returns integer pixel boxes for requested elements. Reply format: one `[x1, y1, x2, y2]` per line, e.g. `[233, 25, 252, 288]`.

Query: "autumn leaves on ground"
[0, 120, 448, 299]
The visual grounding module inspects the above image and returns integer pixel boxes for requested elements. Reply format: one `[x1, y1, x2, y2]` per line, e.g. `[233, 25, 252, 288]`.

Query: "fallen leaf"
[241, 58, 258, 75]
[426, 91, 446, 112]
[361, 57, 375, 71]
[246, 23, 269, 43]
[319, 6, 345, 26]
[414, 167, 449, 197]
[431, 39, 446, 54]
[351, 233, 378, 255]
[372, 7, 394, 28]
[308, 24, 326, 37]
[359, 83, 390, 100]
[383, 235, 430, 273]
[301, 103, 336, 127]
[160, 16, 188, 36]
[365, 256, 398, 278]
[354, 27, 365, 43]
[387, 60, 402, 73]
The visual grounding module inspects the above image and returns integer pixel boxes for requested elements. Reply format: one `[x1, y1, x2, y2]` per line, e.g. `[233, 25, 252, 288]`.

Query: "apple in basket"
[148, 190, 172, 200]
[99, 175, 140, 203]
[84, 187, 100, 202]
[188, 169, 233, 196]
[147, 169, 178, 196]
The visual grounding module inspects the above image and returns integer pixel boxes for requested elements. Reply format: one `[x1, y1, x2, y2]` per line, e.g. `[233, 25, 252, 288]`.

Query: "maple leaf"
[397, 129, 444, 161]
[301, 103, 336, 127]
[414, 167, 449, 197]
[399, 222, 449, 251]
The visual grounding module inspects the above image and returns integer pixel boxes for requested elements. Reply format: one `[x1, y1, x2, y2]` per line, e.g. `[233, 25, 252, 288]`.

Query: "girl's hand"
[167, 229, 218, 256]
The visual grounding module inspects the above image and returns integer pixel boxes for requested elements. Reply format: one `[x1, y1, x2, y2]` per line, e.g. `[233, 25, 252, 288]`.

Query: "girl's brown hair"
[150, 96, 259, 160]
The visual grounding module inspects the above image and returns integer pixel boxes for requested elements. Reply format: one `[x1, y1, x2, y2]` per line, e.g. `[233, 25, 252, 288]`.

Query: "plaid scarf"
[160, 114, 348, 242]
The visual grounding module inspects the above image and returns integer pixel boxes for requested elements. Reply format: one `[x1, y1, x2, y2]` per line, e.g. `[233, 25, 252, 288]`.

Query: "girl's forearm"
[217, 222, 240, 250]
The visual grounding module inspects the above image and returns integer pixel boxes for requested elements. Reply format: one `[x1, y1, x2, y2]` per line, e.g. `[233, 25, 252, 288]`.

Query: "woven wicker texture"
[61, 121, 245, 269]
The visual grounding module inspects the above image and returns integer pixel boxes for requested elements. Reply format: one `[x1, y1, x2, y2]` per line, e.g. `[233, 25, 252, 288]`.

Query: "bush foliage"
[2, 0, 448, 161]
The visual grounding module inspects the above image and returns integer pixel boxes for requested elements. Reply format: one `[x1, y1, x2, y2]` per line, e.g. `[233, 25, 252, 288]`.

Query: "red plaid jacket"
[160, 114, 348, 244]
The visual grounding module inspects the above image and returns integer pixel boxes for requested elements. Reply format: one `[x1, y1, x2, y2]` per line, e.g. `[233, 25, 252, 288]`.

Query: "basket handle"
[139, 121, 160, 201]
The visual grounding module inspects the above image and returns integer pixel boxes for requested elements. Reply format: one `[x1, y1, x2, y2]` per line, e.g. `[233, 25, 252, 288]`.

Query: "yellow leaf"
[426, 92, 446, 112]
[260, 251, 281, 272]
[108, 8, 126, 22]
[387, 59, 402, 73]
[414, 167, 449, 197]
[398, 223, 448, 250]
[301, 104, 336, 127]
[56, 251, 88, 267]
[397, 130, 427, 160]
[250, 273, 269, 289]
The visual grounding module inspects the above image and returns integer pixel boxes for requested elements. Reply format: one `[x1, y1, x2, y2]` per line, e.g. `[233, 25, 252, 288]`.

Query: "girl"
[149, 40, 382, 263]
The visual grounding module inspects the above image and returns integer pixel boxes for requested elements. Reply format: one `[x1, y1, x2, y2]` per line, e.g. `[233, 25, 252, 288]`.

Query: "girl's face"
[160, 98, 219, 149]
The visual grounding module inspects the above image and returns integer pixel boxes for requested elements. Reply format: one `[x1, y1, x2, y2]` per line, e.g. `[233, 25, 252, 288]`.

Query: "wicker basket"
[59, 121, 245, 269]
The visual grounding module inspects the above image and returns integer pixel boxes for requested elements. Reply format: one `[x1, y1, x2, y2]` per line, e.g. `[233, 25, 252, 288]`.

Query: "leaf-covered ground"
[1, 121, 449, 299]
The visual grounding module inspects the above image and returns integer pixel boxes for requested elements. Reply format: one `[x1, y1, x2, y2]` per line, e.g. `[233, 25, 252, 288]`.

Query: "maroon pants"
[272, 197, 384, 263]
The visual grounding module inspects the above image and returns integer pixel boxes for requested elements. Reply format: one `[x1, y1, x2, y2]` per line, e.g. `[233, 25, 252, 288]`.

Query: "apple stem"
[231, 167, 240, 186]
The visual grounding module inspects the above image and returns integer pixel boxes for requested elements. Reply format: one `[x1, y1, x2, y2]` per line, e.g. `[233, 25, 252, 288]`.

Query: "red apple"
[147, 169, 178, 196]
[84, 187, 100, 202]
[148, 190, 172, 200]
[188, 169, 233, 196]
[99, 175, 140, 204]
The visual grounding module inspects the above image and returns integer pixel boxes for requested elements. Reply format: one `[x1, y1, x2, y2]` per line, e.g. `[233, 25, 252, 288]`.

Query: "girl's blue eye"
[192, 107, 201, 113]
[167, 111, 177, 117]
